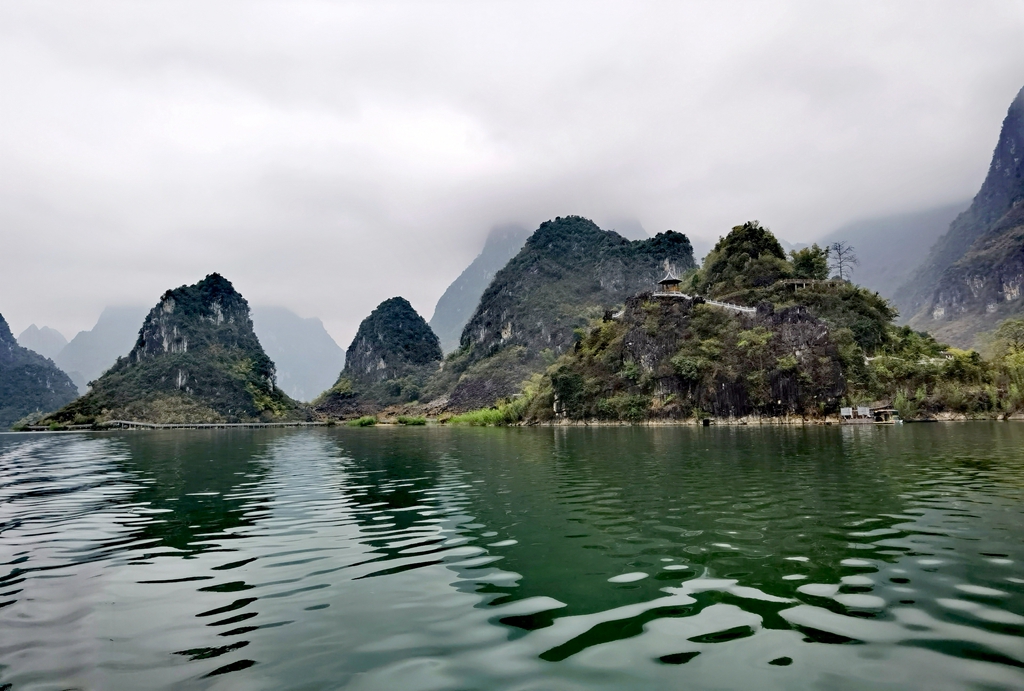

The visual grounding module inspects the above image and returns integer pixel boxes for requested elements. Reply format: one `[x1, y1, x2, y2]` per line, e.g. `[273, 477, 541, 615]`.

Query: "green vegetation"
[790, 244, 830, 280]
[396, 415, 426, 425]
[41, 274, 303, 425]
[509, 221, 1024, 422]
[348, 416, 377, 427]
[444, 375, 542, 425]
[695, 220, 790, 296]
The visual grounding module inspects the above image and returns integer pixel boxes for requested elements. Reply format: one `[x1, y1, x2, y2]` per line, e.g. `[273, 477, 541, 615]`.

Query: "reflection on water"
[1, 424, 1023, 690]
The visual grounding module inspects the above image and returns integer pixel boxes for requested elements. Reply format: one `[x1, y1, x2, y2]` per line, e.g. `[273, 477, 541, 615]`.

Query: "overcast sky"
[2, 1, 1024, 347]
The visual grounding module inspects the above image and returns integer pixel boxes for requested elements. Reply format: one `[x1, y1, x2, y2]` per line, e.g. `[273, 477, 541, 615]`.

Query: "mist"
[2, 1, 1024, 347]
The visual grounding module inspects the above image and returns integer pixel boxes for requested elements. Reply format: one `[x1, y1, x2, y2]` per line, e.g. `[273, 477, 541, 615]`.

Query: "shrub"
[347, 416, 377, 427]
[397, 415, 426, 425]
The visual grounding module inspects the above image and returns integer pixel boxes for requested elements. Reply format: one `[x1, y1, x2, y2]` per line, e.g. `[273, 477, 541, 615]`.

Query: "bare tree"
[828, 241, 858, 281]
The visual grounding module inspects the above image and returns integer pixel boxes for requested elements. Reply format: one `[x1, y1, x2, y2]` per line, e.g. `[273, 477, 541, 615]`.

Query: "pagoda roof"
[658, 270, 682, 284]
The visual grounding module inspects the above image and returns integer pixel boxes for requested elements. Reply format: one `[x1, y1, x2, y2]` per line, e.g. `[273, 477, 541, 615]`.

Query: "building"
[657, 271, 683, 293]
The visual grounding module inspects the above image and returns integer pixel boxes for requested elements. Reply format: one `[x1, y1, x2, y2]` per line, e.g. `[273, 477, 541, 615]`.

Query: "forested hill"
[506, 221, 1024, 424]
[44, 273, 302, 425]
[430, 216, 696, 410]
[315, 297, 441, 416]
[0, 313, 78, 429]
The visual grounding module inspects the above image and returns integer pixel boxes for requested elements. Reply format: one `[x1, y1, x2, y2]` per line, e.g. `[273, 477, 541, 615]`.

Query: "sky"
[2, 1, 1024, 348]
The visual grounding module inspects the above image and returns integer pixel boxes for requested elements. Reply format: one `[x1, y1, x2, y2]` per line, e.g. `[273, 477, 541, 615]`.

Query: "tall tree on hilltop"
[828, 241, 858, 281]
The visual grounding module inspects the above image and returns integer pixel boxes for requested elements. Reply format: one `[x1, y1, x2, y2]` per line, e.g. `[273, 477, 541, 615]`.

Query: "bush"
[347, 416, 377, 427]
[446, 389, 535, 426]
[397, 415, 426, 425]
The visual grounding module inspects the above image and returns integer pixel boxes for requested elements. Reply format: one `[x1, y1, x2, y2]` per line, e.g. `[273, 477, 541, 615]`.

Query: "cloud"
[2, 0, 1024, 346]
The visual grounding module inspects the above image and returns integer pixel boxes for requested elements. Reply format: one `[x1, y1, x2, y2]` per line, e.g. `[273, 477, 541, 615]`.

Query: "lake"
[1, 424, 1023, 690]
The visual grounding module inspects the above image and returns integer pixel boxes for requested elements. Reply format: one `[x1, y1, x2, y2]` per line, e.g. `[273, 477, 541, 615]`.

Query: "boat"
[872, 407, 902, 424]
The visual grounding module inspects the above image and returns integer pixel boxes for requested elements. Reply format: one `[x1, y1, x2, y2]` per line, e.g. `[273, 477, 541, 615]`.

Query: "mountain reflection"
[113, 430, 274, 555]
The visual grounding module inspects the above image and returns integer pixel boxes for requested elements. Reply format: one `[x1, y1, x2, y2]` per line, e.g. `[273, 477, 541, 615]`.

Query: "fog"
[2, 1, 1023, 347]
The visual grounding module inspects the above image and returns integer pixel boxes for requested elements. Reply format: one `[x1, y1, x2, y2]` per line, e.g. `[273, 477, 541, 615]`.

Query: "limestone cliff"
[429, 224, 530, 353]
[903, 85, 1024, 344]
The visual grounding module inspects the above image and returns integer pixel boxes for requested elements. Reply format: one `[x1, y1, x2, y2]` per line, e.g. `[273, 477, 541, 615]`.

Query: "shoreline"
[10, 411, 1024, 433]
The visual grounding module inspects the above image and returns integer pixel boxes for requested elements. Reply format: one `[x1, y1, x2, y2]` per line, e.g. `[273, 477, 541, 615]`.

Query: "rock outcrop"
[45, 273, 301, 424]
[0, 313, 78, 428]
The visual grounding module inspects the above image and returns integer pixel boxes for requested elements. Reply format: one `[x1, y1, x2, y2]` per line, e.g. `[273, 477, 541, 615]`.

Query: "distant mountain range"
[16, 324, 68, 361]
[251, 306, 345, 402]
[54, 306, 150, 392]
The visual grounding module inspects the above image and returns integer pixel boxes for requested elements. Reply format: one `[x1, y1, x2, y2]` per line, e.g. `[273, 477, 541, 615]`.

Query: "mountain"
[899, 85, 1024, 344]
[16, 325, 68, 360]
[44, 274, 301, 424]
[814, 202, 968, 303]
[316, 297, 441, 416]
[510, 222, 1000, 423]
[1, 313, 78, 429]
[54, 306, 150, 392]
[432, 216, 696, 411]
[250, 306, 345, 402]
[429, 224, 530, 353]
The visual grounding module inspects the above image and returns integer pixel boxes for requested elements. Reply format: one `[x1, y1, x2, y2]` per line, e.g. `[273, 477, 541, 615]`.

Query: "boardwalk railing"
[652, 291, 758, 314]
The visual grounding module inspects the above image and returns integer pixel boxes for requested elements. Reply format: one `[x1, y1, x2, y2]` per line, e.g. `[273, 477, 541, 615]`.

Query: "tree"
[698, 221, 791, 294]
[828, 241, 858, 281]
[790, 244, 830, 280]
[994, 318, 1024, 354]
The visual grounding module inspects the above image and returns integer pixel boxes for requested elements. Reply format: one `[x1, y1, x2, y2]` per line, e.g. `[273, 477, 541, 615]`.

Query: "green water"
[1, 424, 1023, 690]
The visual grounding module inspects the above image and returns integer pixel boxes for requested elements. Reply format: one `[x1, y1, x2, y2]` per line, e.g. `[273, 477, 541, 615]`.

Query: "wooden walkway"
[101, 420, 326, 430]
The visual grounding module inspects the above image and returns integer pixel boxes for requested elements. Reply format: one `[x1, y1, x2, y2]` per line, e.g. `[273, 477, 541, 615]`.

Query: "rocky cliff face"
[45, 274, 300, 424]
[344, 297, 442, 385]
[315, 297, 441, 416]
[429, 224, 530, 353]
[901, 85, 1024, 342]
[441, 216, 695, 410]
[0, 313, 78, 428]
[910, 202, 1024, 344]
